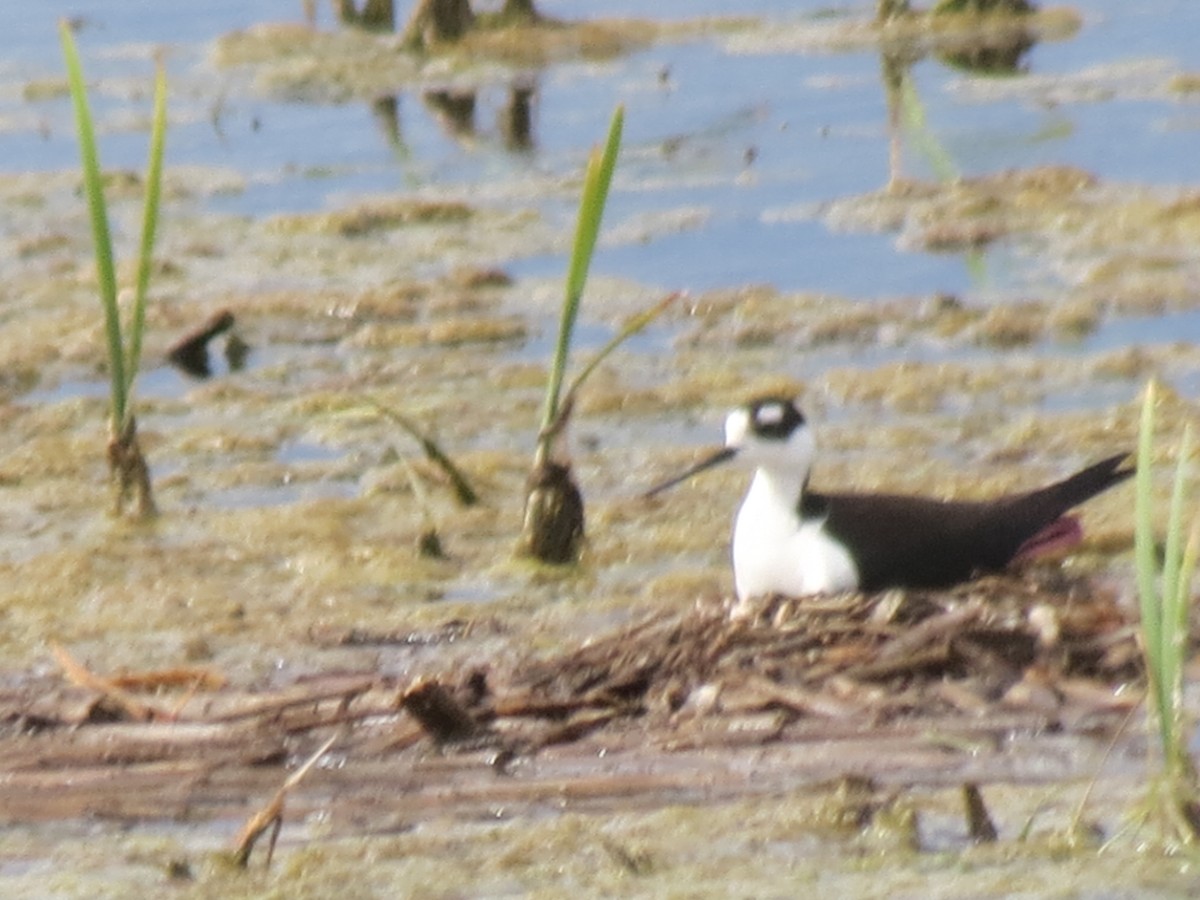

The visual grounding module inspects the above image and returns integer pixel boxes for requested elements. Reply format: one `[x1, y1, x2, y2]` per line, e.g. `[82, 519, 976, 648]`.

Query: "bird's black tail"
[1001, 452, 1132, 562]
[1033, 452, 1133, 513]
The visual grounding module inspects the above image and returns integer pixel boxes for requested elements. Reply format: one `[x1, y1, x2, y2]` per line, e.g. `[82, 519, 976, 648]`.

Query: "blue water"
[4, 1, 1200, 303]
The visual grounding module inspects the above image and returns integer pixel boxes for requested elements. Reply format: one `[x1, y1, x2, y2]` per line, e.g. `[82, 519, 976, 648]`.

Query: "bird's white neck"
[747, 465, 807, 515]
[731, 464, 859, 605]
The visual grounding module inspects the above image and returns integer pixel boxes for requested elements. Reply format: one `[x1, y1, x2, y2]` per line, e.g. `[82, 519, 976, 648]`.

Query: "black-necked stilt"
[644, 396, 1131, 606]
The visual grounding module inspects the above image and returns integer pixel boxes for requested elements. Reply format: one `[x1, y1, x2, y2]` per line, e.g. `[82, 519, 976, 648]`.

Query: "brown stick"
[231, 732, 338, 868]
[52, 643, 169, 722]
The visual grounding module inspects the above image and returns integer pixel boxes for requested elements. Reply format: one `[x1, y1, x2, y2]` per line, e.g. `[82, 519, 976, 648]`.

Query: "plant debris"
[0, 568, 1153, 833]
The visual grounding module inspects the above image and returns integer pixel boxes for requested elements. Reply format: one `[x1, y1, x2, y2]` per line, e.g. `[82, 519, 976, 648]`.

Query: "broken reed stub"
[401, 677, 482, 744]
[516, 458, 584, 565]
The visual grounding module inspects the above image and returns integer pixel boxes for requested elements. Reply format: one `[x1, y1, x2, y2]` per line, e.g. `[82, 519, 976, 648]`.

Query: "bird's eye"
[749, 398, 804, 439]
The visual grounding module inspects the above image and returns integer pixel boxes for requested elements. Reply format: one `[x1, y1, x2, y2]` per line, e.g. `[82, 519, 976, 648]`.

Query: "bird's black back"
[809, 453, 1131, 591]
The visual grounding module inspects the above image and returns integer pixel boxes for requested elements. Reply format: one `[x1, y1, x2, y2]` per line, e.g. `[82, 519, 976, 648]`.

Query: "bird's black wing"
[814, 453, 1131, 592]
[816, 491, 996, 591]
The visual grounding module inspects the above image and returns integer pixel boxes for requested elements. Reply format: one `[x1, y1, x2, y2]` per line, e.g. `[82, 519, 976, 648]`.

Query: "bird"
[643, 395, 1132, 604]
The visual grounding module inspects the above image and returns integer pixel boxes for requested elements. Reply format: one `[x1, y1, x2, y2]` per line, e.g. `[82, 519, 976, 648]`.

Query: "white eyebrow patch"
[755, 403, 785, 425]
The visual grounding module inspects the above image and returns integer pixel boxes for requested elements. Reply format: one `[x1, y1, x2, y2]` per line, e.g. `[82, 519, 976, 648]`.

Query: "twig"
[873, 601, 983, 663]
[52, 643, 169, 722]
[232, 732, 339, 868]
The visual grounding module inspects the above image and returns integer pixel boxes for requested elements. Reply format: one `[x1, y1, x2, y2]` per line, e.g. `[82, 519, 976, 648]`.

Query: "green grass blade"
[1162, 426, 1195, 754]
[1174, 521, 1200, 666]
[1162, 519, 1199, 783]
[1135, 384, 1161, 638]
[898, 74, 959, 183]
[560, 292, 678, 410]
[1160, 424, 1192, 640]
[565, 105, 623, 305]
[1132, 380, 1200, 833]
[60, 19, 126, 424]
[125, 56, 168, 416]
[368, 401, 479, 506]
[1134, 383, 1168, 744]
[540, 105, 624, 432]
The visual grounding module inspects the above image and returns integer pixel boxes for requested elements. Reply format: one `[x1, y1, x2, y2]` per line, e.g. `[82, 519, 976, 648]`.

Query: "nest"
[0, 568, 1148, 841]
[500, 568, 1141, 736]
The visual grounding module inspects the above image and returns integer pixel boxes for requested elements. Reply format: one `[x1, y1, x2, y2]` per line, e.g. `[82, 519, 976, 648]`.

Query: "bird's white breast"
[731, 470, 859, 603]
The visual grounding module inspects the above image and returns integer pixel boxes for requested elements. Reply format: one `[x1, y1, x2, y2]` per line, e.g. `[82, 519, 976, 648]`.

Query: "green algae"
[723, 3, 1080, 57]
[6, 782, 1198, 899]
[212, 16, 743, 103]
[826, 169, 1200, 318]
[267, 198, 472, 238]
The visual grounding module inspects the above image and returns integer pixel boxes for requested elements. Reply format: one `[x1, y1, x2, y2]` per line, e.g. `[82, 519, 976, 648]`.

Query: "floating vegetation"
[59, 20, 166, 520]
[214, 11, 707, 103]
[267, 198, 472, 237]
[727, 1, 1078, 60]
[932, 0, 1034, 14]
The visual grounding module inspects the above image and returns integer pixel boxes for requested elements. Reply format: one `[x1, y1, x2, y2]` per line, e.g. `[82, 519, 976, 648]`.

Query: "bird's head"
[643, 395, 815, 498]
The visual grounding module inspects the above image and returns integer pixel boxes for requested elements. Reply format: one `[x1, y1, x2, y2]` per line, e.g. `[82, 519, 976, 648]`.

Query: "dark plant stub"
[335, 0, 396, 32]
[517, 459, 584, 564]
[167, 309, 236, 379]
[107, 416, 156, 519]
[401, 677, 482, 745]
[225, 331, 251, 372]
[963, 783, 998, 843]
[936, 27, 1035, 76]
[417, 527, 446, 559]
[401, 0, 474, 49]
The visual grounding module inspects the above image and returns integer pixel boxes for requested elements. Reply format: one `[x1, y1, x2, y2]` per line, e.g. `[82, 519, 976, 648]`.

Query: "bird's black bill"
[642, 446, 737, 499]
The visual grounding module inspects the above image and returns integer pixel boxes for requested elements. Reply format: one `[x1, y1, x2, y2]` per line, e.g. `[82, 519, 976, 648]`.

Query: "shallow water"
[2, 1, 1200, 896]
[6, 1, 1200, 304]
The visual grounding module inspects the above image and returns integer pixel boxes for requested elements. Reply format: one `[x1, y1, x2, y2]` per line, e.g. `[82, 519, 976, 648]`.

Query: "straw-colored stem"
[369, 401, 478, 506]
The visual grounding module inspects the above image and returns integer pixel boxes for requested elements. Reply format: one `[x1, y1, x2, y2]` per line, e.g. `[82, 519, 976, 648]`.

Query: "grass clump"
[515, 106, 623, 565]
[514, 105, 679, 565]
[1134, 380, 1200, 844]
[59, 20, 166, 519]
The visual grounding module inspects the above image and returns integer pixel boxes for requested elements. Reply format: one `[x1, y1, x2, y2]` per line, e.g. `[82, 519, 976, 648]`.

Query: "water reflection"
[363, 81, 538, 156]
[424, 82, 537, 152]
[423, 88, 476, 140]
[370, 95, 403, 148]
[879, 12, 1041, 185]
[499, 83, 536, 152]
[875, 11, 1044, 286]
[936, 28, 1035, 76]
